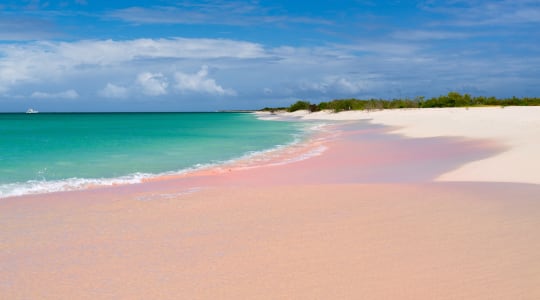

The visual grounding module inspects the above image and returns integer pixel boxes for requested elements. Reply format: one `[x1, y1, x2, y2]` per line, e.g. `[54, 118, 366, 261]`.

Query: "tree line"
[261, 92, 540, 113]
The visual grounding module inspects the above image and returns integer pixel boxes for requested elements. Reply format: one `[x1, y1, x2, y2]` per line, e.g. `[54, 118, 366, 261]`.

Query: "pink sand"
[1, 120, 539, 299]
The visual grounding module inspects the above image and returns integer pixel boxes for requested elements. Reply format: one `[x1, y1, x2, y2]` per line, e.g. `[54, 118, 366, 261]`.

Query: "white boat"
[26, 108, 39, 114]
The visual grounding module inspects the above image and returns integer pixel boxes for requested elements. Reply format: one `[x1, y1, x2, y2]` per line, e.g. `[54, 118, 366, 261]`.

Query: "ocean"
[0, 112, 305, 198]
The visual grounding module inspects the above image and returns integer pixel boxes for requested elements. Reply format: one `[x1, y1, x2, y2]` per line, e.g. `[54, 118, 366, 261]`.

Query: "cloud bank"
[0, 0, 539, 111]
[30, 90, 79, 99]
[99, 83, 129, 99]
[0, 35, 538, 111]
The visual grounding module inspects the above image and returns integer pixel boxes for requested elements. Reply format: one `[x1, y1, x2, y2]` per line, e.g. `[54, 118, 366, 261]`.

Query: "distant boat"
[26, 108, 39, 114]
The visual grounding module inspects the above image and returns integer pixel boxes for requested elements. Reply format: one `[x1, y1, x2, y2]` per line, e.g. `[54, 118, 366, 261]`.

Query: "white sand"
[262, 107, 540, 184]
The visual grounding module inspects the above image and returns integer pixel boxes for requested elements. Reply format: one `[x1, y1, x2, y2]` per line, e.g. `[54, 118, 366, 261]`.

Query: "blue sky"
[1, 0, 539, 111]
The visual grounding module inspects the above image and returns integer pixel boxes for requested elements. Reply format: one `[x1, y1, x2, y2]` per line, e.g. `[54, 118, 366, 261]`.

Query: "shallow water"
[0, 112, 304, 197]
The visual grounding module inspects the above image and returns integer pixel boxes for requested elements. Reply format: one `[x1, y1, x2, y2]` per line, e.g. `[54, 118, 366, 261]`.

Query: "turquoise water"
[0, 113, 304, 197]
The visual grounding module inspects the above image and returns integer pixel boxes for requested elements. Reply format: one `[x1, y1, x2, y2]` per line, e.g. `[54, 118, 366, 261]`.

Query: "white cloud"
[299, 76, 365, 94]
[30, 89, 79, 99]
[174, 65, 236, 96]
[108, 4, 331, 26]
[99, 83, 129, 99]
[338, 42, 419, 56]
[53, 38, 265, 65]
[0, 18, 59, 41]
[0, 38, 266, 96]
[420, 0, 540, 26]
[392, 30, 472, 40]
[136, 72, 168, 96]
[332, 77, 364, 94]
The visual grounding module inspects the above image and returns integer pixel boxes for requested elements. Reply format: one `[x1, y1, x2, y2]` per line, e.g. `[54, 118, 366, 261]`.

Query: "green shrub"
[287, 100, 311, 112]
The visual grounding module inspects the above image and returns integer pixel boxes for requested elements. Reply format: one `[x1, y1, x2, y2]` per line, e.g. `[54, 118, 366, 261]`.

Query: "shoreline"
[0, 115, 323, 199]
[0, 112, 502, 200]
[4, 106, 538, 199]
[2, 106, 540, 299]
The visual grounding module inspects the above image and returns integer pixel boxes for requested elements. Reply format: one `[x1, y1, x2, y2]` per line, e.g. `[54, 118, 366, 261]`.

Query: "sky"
[0, 0, 539, 112]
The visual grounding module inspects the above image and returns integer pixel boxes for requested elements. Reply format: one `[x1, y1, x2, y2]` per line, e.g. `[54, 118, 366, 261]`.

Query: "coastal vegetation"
[261, 92, 540, 113]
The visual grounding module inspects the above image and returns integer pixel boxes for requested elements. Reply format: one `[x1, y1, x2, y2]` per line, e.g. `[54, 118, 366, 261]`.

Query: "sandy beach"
[2, 107, 540, 299]
[271, 106, 540, 184]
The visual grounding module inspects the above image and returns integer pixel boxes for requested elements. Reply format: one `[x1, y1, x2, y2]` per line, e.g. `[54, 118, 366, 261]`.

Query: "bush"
[264, 93, 540, 113]
[287, 100, 311, 112]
